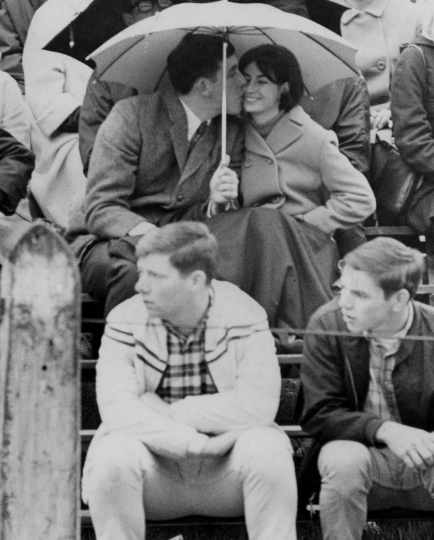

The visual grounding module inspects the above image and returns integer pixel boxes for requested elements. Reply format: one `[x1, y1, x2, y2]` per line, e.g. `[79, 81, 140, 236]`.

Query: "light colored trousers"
[83, 427, 297, 540]
[318, 440, 434, 540]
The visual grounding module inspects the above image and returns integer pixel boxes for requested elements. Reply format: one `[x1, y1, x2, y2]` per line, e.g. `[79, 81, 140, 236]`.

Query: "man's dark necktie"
[187, 121, 208, 157]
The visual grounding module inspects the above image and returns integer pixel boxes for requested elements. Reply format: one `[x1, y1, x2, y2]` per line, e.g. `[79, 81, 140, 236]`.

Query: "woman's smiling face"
[242, 62, 287, 123]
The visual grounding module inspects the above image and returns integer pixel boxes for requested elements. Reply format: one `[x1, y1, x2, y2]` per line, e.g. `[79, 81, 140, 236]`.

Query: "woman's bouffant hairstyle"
[135, 222, 218, 284]
[342, 237, 425, 300]
[239, 44, 305, 112]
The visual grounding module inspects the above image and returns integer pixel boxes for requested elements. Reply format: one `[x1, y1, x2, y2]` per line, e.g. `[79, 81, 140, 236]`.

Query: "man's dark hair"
[342, 237, 425, 299]
[167, 34, 235, 95]
[239, 44, 305, 112]
[136, 222, 218, 283]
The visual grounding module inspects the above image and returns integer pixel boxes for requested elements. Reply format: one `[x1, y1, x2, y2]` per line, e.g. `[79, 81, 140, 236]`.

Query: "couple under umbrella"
[46, 0, 375, 336]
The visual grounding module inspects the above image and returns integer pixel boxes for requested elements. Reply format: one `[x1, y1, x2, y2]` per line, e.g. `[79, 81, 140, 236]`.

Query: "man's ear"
[190, 269, 207, 290]
[194, 77, 212, 97]
[393, 288, 410, 311]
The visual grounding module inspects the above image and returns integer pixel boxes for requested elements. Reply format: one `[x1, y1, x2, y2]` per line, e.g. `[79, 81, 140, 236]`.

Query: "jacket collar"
[394, 300, 419, 367]
[245, 104, 306, 156]
[414, 36, 434, 49]
[136, 280, 269, 366]
[341, 0, 389, 25]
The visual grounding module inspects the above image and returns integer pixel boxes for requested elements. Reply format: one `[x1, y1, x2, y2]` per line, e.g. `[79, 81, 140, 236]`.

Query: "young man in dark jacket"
[301, 237, 434, 540]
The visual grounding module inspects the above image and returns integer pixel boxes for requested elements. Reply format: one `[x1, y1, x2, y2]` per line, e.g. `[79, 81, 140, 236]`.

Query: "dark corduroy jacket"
[298, 297, 434, 505]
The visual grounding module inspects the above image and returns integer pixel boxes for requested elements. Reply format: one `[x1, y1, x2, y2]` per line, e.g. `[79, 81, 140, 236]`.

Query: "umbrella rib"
[302, 33, 358, 75]
[95, 35, 147, 82]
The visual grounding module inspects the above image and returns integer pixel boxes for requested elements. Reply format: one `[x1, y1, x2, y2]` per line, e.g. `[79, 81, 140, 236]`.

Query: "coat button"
[377, 60, 386, 71]
[177, 194, 183, 201]
[243, 159, 252, 168]
[266, 158, 273, 165]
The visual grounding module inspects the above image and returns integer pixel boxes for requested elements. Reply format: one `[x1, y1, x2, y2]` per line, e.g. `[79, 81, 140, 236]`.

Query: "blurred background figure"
[391, 0, 434, 234]
[80, 0, 173, 174]
[0, 0, 47, 93]
[23, 0, 94, 231]
[0, 68, 30, 147]
[335, 0, 418, 130]
[24, 0, 173, 231]
[0, 127, 34, 216]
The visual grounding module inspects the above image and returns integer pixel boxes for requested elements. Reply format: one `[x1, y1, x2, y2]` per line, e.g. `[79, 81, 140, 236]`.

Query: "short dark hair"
[239, 44, 305, 112]
[135, 222, 218, 283]
[167, 34, 235, 95]
[342, 237, 425, 299]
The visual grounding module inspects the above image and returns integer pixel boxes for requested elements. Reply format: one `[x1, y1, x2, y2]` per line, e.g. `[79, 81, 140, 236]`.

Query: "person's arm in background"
[332, 75, 371, 178]
[0, 0, 46, 93]
[79, 73, 138, 176]
[392, 46, 434, 181]
[0, 70, 30, 147]
[0, 0, 25, 93]
[0, 127, 34, 214]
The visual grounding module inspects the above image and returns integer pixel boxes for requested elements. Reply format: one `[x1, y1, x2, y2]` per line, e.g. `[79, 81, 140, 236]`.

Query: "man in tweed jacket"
[67, 34, 244, 317]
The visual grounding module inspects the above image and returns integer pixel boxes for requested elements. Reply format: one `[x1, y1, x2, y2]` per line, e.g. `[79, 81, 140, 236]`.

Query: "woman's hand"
[209, 155, 239, 216]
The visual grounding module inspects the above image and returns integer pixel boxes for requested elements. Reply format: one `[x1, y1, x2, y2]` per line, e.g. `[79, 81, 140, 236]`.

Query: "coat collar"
[341, 0, 389, 25]
[134, 281, 269, 366]
[414, 36, 434, 49]
[245, 105, 306, 156]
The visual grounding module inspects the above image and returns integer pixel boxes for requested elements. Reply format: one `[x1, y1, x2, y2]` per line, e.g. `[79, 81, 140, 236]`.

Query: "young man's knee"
[318, 440, 372, 492]
[233, 427, 295, 478]
[85, 435, 149, 487]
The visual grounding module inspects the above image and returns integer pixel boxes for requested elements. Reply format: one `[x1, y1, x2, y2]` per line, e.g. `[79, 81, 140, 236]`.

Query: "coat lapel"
[266, 105, 306, 155]
[180, 119, 218, 183]
[165, 89, 190, 171]
[245, 105, 305, 158]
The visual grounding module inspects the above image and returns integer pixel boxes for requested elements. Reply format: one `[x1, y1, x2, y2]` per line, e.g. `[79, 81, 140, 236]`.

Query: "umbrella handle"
[221, 40, 227, 164]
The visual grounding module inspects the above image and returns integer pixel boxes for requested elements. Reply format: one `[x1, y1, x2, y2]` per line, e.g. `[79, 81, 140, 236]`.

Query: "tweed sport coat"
[67, 87, 243, 258]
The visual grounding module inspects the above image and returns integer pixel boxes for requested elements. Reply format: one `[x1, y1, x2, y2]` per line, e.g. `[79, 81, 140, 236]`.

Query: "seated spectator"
[23, 0, 94, 230]
[300, 237, 434, 539]
[82, 221, 297, 540]
[336, 0, 417, 130]
[0, 68, 30, 147]
[391, 0, 434, 234]
[0, 127, 34, 215]
[206, 45, 375, 331]
[0, 0, 46, 93]
[79, 0, 173, 174]
[66, 34, 244, 317]
[252, 0, 373, 254]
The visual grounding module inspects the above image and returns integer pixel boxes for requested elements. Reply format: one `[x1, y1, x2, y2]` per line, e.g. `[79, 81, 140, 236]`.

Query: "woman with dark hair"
[207, 44, 375, 336]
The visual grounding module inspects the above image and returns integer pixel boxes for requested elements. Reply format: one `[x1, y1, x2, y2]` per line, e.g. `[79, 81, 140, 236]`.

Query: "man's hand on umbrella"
[209, 156, 239, 216]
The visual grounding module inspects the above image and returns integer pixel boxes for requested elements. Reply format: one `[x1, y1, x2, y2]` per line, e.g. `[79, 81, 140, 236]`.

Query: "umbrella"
[44, 0, 127, 67]
[88, 0, 358, 157]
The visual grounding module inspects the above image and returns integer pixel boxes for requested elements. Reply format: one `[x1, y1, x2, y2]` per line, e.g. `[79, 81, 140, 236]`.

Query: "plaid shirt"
[363, 303, 414, 422]
[155, 298, 218, 404]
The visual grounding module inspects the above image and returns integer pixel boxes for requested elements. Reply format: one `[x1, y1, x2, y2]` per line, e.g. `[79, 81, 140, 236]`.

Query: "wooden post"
[0, 217, 80, 540]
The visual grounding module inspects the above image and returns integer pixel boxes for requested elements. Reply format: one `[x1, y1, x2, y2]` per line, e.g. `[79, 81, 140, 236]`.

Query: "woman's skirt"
[207, 207, 339, 330]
